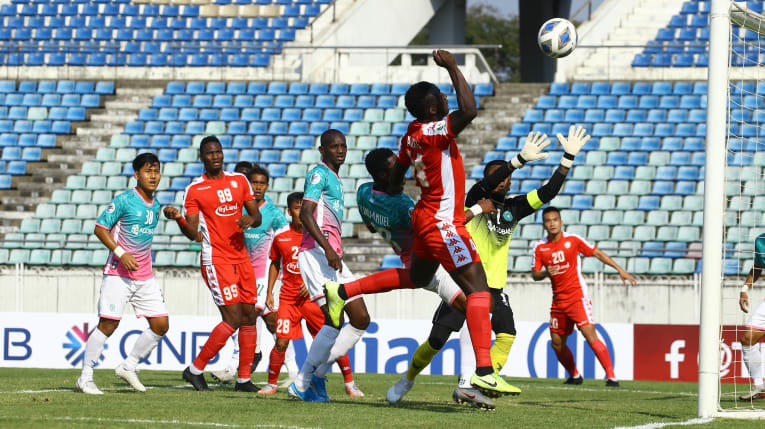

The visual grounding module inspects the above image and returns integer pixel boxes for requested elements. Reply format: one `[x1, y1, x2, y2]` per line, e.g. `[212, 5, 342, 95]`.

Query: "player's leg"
[210, 332, 238, 384]
[740, 300, 765, 400]
[260, 337, 290, 394]
[489, 290, 516, 374]
[233, 302, 260, 391]
[326, 268, 418, 325]
[77, 275, 129, 394]
[579, 323, 617, 385]
[549, 312, 581, 384]
[255, 312, 278, 373]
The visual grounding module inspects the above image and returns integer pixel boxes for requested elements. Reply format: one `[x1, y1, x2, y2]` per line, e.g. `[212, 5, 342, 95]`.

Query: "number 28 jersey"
[532, 232, 596, 303]
[183, 172, 254, 265]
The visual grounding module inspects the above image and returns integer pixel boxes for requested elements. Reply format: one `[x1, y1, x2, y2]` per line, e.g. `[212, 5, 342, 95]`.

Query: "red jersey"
[183, 172, 254, 265]
[532, 231, 596, 303]
[270, 224, 304, 305]
[397, 115, 467, 226]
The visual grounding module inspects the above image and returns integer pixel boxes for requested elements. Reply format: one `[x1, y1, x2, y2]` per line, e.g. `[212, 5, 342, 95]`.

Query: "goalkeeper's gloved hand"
[557, 125, 591, 168]
[510, 131, 550, 169]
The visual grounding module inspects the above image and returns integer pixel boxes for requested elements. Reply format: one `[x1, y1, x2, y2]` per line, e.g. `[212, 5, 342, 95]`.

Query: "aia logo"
[62, 323, 107, 367]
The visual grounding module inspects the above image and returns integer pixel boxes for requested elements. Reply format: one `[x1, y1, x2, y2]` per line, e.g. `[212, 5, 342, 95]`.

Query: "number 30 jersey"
[356, 182, 415, 266]
[183, 172, 254, 265]
[96, 188, 160, 281]
[532, 231, 596, 303]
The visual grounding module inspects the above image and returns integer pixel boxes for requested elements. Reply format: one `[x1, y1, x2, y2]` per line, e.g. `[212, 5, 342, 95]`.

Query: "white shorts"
[746, 300, 765, 331]
[98, 275, 168, 320]
[423, 266, 463, 306]
[256, 277, 282, 314]
[297, 247, 358, 306]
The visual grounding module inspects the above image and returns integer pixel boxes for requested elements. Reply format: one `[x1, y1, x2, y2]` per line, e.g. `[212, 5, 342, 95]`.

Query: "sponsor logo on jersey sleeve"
[310, 172, 321, 184]
[105, 203, 116, 213]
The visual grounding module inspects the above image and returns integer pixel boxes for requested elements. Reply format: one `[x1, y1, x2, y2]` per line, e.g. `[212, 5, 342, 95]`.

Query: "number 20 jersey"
[532, 231, 596, 303]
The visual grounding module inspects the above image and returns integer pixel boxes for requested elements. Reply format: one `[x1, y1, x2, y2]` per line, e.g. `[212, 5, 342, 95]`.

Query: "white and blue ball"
[537, 18, 578, 58]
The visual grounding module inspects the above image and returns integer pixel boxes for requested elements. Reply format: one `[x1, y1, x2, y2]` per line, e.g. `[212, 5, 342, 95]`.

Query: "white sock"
[228, 332, 240, 371]
[315, 324, 365, 378]
[458, 323, 475, 388]
[285, 340, 298, 377]
[744, 344, 764, 387]
[81, 328, 108, 380]
[123, 329, 162, 371]
[256, 317, 265, 354]
[295, 325, 339, 391]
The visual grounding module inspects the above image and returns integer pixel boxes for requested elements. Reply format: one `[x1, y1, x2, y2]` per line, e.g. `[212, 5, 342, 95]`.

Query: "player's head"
[542, 206, 562, 236]
[199, 135, 223, 174]
[319, 129, 347, 170]
[483, 159, 511, 197]
[364, 148, 396, 188]
[234, 161, 253, 175]
[132, 152, 160, 194]
[247, 165, 269, 202]
[287, 192, 303, 225]
[405, 81, 448, 122]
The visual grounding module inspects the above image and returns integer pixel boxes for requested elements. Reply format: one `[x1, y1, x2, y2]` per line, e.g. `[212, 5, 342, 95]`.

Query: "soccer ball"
[537, 18, 578, 58]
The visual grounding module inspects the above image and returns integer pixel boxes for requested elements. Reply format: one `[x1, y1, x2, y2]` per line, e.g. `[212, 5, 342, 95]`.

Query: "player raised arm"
[592, 248, 637, 286]
[465, 198, 496, 223]
[94, 225, 139, 271]
[741, 264, 764, 313]
[433, 49, 476, 136]
[300, 199, 342, 271]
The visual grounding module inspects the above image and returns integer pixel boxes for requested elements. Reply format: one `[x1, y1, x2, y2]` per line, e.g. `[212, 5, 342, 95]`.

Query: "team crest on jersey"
[105, 203, 116, 213]
[502, 211, 513, 222]
[230, 180, 238, 189]
[435, 122, 444, 131]
[564, 241, 571, 248]
[310, 172, 321, 184]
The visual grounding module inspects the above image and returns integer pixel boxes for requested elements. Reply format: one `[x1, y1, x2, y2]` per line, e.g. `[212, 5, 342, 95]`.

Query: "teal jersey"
[244, 196, 288, 280]
[95, 188, 160, 281]
[300, 162, 344, 255]
[756, 233, 765, 267]
[356, 182, 415, 265]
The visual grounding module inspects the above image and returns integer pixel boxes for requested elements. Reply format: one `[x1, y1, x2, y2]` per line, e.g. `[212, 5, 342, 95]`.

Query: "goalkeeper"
[387, 126, 590, 407]
[739, 232, 765, 401]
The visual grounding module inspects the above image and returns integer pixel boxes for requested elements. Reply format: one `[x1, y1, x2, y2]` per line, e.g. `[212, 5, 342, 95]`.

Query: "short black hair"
[132, 152, 159, 173]
[483, 159, 506, 179]
[364, 148, 395, 178]
[200, 135, 220, 151]
[320, 129, 345, 147]
[287, 192, 303, 207]
[234, 161, 253, 174]
[248, 165, 270, 181]
[542, 206, 560, 217]
[405, 81, 441, 121]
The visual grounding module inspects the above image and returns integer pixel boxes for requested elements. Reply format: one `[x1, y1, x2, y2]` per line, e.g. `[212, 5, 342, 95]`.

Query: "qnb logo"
[526, 323, 615, 379]
[62, 323, 107, 367]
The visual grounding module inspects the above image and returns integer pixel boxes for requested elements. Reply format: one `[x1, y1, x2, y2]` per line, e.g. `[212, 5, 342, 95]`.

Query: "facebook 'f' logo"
[526, 323, 616, 379]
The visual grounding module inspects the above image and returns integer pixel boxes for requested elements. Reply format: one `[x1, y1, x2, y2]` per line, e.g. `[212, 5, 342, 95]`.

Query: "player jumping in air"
[76, 153, 169, 395]
[738, 233, 765, 401]
[164, 135, 262, 392]
[287, 129, 369, 402]
[532, 206, 636, 387]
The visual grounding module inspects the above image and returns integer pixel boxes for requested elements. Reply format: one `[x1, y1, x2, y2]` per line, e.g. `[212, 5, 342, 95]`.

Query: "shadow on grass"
[517, 399, 679, 420]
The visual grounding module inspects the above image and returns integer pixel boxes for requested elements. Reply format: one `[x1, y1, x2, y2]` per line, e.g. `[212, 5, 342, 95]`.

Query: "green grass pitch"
[0, 368, 760, 428]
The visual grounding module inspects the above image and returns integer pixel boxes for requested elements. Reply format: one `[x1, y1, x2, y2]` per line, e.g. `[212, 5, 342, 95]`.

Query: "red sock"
[267, 347, 285, 385]
[343, 268, 417, 298]
[590, 339, 616, 379]
[337, 354, 353, 383]
[465, 291, 492, 370]
[192, 321, 235, 371]
[238, 324, 258, 380]
[554, 345, 579, 378]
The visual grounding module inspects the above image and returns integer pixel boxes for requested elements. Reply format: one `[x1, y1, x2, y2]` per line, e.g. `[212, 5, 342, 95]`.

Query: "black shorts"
[432, 288, 516, 336]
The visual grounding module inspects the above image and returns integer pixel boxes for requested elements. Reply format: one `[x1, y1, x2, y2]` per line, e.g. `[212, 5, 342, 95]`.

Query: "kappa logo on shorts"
[62, 322, 107, 367]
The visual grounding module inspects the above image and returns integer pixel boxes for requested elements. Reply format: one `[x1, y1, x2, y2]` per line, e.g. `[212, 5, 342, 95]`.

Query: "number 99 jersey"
[356, 182, 415, 266]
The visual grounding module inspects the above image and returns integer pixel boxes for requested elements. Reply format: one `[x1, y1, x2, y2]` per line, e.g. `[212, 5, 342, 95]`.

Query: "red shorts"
[549, 297, 594, 336]
[412, 217, 480, 272]
[276, 298, 324, 340]
[201, 262, 257, 307]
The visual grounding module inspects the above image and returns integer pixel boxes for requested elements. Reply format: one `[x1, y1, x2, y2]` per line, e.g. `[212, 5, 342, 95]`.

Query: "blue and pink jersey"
[96, 188, 160, 281]
[356, 182, 415, 266]
[300, 162, 344, 256]
[243, 196, 288, 280]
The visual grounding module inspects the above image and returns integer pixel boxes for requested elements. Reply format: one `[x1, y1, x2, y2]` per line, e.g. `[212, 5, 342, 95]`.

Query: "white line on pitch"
[611, 417, 714, 429]
[0, 415, 320, 429]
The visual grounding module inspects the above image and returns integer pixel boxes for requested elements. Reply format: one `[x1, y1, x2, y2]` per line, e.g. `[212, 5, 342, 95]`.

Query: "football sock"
[295, 325, 338, 391]
[267, 347, 286, 385]
[743, 345, 764, 386]
[554, 345, 579, 378]
[314, 324, 366, 378]
[466, 291, 493, 374]
[228, 333, 240, 371]
[123, 329, 162, 371]
[342, 268, 417, 299]
[255, 317, 265, 354]
[285, 341, 298, 376]
[458, 324, 475, 387]
[192, 321, 235, 373]
[237, 324, 258, 381]
[407, 340, 440, 381]
[337, 354, 354, 383]
[589, 339, 616, 380]
[491, 333, 515, 372]
[81, 327, 108, 379]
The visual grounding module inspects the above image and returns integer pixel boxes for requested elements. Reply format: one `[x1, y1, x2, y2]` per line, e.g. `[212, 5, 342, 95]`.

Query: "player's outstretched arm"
[592, 248, 637, 286]
[300, 199, 342, 271]
[163, 206, 201, 242]
[556, 125, 590, 170]
[433, 49, 476, 136]
[465, 198, 495, 222]
[94, 225, 139, 271]
[740, 265, 763, 312]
